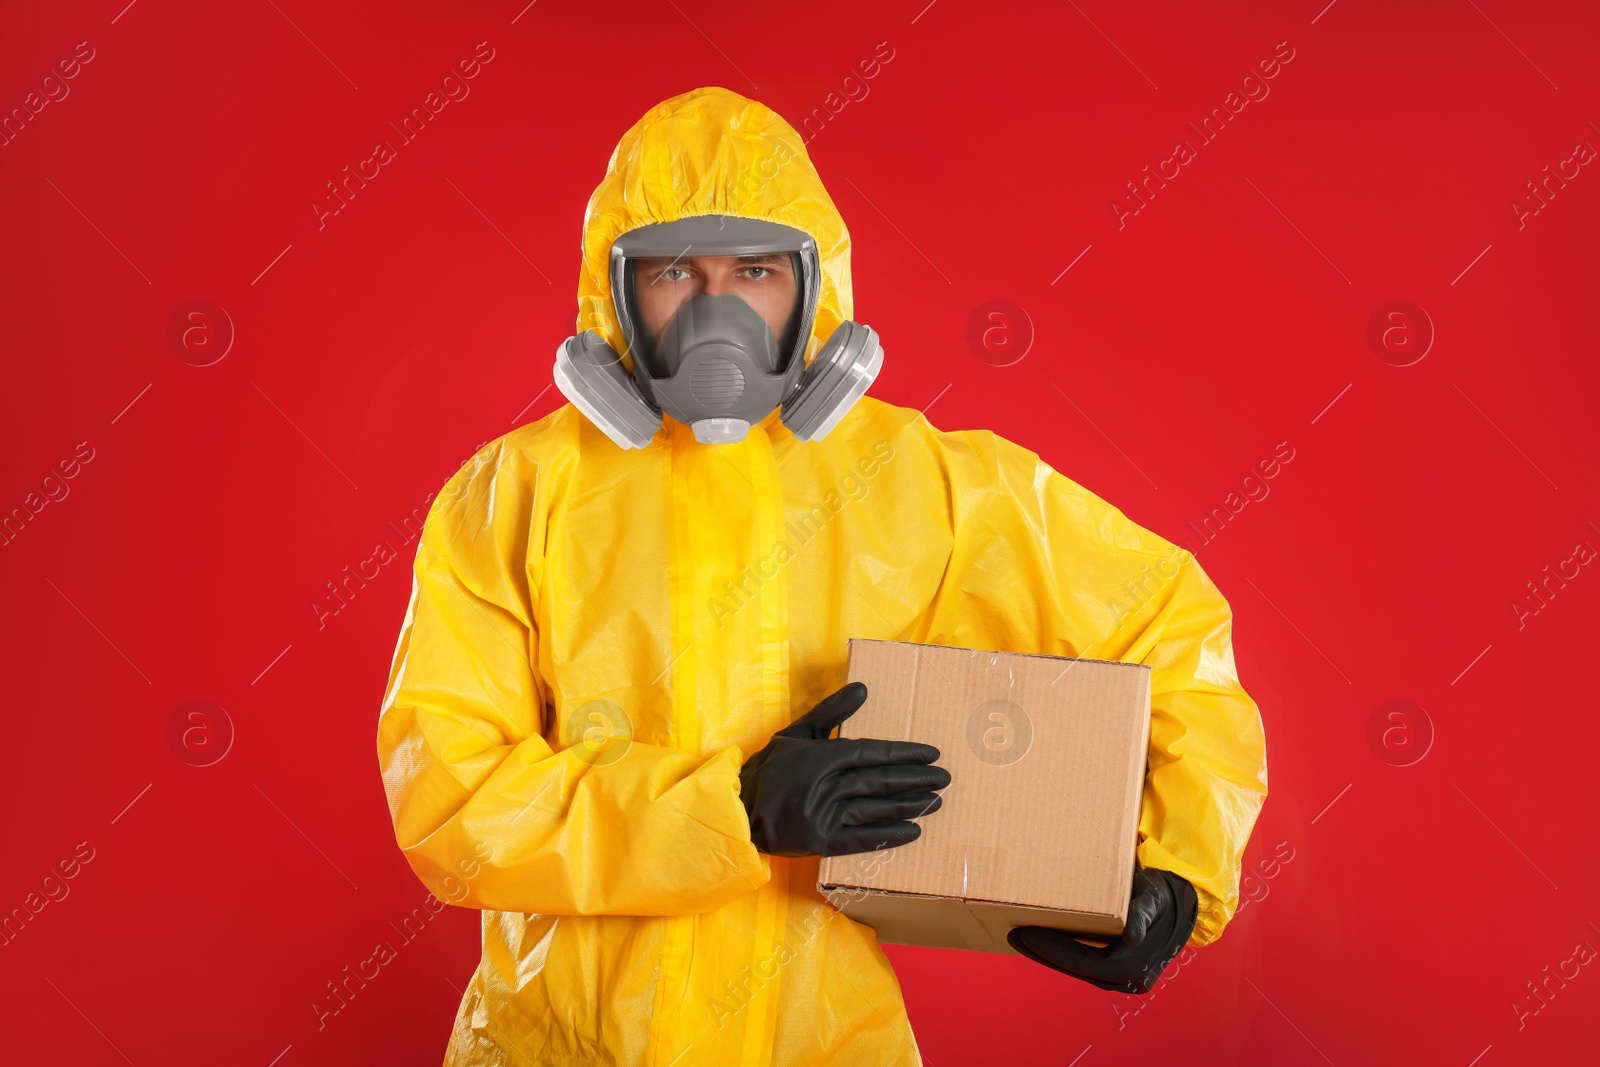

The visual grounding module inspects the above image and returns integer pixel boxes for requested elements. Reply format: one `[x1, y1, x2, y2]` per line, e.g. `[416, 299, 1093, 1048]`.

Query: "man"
[377, 86, 1267, 1066]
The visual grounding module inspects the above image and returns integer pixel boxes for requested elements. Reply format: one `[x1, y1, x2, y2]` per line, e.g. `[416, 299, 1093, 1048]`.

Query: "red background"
[3, 1, 1598, 1064]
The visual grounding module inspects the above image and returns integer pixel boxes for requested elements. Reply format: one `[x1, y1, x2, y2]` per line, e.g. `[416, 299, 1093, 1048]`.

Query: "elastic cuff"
[1187, 887, 1228, 947]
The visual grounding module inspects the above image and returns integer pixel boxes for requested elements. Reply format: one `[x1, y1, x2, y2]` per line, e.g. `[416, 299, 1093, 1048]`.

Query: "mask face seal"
[553, 215, 883, 448]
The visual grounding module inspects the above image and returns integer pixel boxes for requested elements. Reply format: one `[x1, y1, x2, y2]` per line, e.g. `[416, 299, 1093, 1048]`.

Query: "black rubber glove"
[1007, 868, 1198, 994]
[739, 682, 951, 857]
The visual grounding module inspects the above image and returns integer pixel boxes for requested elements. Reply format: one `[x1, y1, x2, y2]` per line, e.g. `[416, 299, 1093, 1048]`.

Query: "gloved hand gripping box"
[816, 638, 1152, 954]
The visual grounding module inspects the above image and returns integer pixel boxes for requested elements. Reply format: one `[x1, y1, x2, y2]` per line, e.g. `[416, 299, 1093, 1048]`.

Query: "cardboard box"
[816, 639, 1152, 954]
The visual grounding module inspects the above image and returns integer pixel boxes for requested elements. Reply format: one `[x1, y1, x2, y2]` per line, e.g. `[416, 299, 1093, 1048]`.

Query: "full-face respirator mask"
[553, 215, 883, 448]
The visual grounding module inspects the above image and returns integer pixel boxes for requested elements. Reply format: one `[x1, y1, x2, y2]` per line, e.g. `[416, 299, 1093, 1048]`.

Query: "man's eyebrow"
[732, 253, 791, 266]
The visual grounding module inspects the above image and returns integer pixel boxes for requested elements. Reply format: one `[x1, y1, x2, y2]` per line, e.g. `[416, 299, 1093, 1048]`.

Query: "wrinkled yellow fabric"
[377, 86, 1267, 1067]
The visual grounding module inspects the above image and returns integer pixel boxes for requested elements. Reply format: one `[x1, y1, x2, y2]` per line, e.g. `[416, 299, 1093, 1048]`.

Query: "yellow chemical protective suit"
[377, 86, 1267, 1067]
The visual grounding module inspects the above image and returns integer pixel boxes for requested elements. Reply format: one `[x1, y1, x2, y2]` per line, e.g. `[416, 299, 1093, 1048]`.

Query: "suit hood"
[575, 86, 853, 375]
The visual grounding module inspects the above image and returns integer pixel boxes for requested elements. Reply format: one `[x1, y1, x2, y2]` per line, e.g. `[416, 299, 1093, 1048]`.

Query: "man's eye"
[658, 268, 690, 282]
[742, 267, 772, 280]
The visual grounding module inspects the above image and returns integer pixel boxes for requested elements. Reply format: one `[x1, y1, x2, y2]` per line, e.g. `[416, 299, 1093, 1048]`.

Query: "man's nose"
[701, 265, 734, 297]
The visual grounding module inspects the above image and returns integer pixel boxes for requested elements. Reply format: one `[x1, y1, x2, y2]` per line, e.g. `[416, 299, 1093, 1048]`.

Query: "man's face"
[633, 253, 798, 348]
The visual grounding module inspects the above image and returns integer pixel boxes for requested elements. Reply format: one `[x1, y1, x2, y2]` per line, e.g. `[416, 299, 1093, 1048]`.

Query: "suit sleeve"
[376, 442, 770, 915]
[1115, 545, 1268, 946]
[929, 428, 1268, 946]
